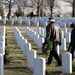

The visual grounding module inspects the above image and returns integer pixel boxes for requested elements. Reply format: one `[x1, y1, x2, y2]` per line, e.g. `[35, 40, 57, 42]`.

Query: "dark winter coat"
[44, 22, 61, 44]
[71, 27, 75, 45]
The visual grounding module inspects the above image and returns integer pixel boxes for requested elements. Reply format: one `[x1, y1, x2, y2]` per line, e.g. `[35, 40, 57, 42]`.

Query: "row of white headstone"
[0, 26, 6, 75]
[31, 17, 74, 27]
[35, 17, 74, 27]
[37, 17, 48, 26]
[3, 16, 30, 26]
[31, 18, 39, 26]
[24, 17, 30, 26]
[30, 17, 73, 27]
[2, 16, 75, 27]
[54, 17, 74, 27]
[27, 16, 74, 27]
[25, 27, 44, 48]
[13, 26, 46, 75]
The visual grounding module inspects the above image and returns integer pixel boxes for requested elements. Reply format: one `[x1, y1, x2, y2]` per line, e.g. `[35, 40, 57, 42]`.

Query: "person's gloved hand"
[42, 43, 45, 48]
[59, 42, 61, 46]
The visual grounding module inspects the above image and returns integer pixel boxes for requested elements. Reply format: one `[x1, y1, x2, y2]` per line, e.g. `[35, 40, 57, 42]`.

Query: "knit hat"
[70, 22, 75, 28]
[50, 19, 55, 22]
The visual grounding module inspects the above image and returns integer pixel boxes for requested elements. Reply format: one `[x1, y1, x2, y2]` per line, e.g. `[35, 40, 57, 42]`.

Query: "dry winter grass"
[3, 25, 75, 75]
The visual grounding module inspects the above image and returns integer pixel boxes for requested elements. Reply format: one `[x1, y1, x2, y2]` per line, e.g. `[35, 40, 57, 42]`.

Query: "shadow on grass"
[9, 56, 26, 60]
[4, 66, 33, 73]
[37, 52, 44, 55]
[4, 66, 28, 70]
[50, 71, 61, 75]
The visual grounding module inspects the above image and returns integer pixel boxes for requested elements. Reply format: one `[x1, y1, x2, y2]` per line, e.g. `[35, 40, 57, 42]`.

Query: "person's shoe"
[56, 64, 62, 66]
[46, 62, 51, 65]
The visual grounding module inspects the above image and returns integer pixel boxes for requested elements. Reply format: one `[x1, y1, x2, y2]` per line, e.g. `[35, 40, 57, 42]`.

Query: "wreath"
[42, 41, 53, 55]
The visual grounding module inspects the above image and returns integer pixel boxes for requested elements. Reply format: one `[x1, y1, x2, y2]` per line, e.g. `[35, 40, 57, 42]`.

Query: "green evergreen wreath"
[42, 41, 53, 55]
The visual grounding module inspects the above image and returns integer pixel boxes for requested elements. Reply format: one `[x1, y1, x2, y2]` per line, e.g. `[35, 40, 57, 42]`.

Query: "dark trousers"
[68, 44, 75, 60]
[70, 45, 75, 60]
[47, 42, 61, 65]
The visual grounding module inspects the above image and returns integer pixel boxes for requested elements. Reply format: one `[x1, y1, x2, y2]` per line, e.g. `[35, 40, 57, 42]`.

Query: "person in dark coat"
[43, 18, 62, 66]
[68, 22, 75, 60]
[30, 11, 34, 18]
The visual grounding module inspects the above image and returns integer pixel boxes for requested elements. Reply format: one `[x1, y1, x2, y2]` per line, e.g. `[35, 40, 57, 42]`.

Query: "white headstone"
[56, 45, 59, 55]
[61, 31, 64, 38]
[62, 52, 72, 74]
[64, 28, 67, 37]
[66, 32, 71, 43]
[64, 23, 66, 28]
[21, 39, 27, 52]
[27, 50, 36, 69]
[10, 17, 14, 25]
[36, 34, 40, 44]
[60, 38, 66, 51]
[18, 17, 22, 25]
[33, 57, 46, 75]
[0, 42, 5, 55]
[44, 30, 46, 38]
[41, 29, 44, 37]
[3, 17, 6, 25]
[0, 54, 3, 75]
[38, 37, 44, 48]
[38, 27, 41, 35]
[23, 43, 31, 57]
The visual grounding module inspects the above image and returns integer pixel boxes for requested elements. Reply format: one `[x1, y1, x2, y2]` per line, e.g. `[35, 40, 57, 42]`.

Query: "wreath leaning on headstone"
[42, 41, 53, 55]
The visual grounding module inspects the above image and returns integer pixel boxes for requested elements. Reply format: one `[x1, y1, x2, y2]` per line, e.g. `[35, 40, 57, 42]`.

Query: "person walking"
[42, 18, 62, 66]
[68, 22, 75, 61]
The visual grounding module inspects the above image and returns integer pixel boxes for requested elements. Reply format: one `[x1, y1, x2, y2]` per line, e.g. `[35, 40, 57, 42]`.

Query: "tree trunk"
[8, 0, 11, 19]
[42, 0, 44, 17]
[9, 4, 11, 16]
[50, 6, 53, 18]
[72, 0, 75, 17]
[37, 6, 40, 16]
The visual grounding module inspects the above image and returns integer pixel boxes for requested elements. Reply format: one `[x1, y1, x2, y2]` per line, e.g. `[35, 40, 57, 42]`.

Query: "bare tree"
[46, 0, 55, 17]
[0, 1, 3, 13]
[2, 0, 15, 19]
[15, 0, 22, 8]
[15, 0, 33, 15]
[65, 0, 75, 17]
[72, 0, 75, 17]
[31, 0, 44, 16]
[21, 0, 29, 12]
[63, 0, 73, 17]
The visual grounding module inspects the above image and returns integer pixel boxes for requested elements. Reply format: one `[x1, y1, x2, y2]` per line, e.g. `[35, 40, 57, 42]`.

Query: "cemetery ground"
[3, 25, 75, 75]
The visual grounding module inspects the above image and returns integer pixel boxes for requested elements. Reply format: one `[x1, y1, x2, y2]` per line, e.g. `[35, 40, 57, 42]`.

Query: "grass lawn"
[4, 28, 33, 75]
